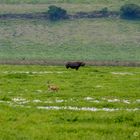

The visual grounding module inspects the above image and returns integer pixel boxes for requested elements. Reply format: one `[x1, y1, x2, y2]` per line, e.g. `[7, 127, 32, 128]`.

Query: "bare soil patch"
[0, 59, 140, 66]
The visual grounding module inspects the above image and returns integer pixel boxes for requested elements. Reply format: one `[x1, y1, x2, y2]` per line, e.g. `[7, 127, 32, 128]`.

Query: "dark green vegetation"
[0, 65, 139, 140]
[47, 5, 67, 21]
[120, 4, 140, 19]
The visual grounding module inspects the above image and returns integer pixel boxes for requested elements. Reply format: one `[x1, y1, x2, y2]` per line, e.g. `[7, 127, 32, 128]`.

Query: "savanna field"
[0, 65, 140, 140]
[0, 0, 140, 139]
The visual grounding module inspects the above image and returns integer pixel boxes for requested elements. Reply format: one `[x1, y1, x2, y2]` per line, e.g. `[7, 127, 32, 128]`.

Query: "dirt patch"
[0, 59, 140, 67]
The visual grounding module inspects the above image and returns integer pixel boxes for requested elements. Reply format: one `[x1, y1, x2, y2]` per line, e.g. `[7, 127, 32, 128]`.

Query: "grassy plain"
[0, 3, 127, 14]
[0, 0, 139, 62]
[0, 0, 139, 14]
[0, 0, 139, 5]
[0, 2, 139, 14]
[0, 65, 139, 140]
[0, 18, 140, 61]
[0, 0, 139, 139]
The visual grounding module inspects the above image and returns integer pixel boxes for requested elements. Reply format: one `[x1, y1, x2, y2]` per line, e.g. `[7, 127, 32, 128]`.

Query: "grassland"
[0, 18, 139, 61]
[0, 0, 139, 5]
[0, 0, 139, 15]
[0, 0, 139, 62]
[0, 3, 126, 14]
[0, 0, 139, 14]
[0, 65, 139, 140]
[0, 0, 139, 139]
[0, 2, 139, 14]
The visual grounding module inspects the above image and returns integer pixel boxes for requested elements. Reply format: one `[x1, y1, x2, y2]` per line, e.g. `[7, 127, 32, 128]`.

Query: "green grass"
[0, 107, 139, 140]
[0, 65, 139, 139]
[0, 1, 139, 139]
[0, 1, 139, 14]
[0, 0, 139, 5]
[0, 1, 139, 62]
[0, 18, 139, 61]
[0, 3, 123, 14]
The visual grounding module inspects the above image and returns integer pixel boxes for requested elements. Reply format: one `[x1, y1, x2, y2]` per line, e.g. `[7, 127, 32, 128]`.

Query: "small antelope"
[48, 84, 59, 92]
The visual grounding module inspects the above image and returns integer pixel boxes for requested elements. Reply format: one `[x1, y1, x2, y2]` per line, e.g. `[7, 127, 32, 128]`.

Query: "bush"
[120, 4, 140, 18]
[100, 7, 108, 15]
[47, 5, 67, 21]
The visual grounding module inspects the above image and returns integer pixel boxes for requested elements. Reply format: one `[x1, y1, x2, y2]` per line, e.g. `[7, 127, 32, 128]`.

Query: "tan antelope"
[48, 85, 59, 92]
[47, 81, 59, 92]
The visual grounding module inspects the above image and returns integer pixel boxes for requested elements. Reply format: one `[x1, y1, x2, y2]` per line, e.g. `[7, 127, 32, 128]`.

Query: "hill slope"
[0, 1, 139, 62]
[0, 18, 139, 61]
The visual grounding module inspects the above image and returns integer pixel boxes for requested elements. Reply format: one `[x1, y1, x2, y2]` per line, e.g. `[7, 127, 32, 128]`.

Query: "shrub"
[100, 7, 108, 15]
[120, 4, 140, 18]
[47, 5, 67, 21]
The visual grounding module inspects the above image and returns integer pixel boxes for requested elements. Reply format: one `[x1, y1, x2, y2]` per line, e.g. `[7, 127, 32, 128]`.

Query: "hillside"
[0, 0, 140, 14]
[0, 0, 139, 5]
[0, 0, 139, 63]
[0, 18, 139, 62]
